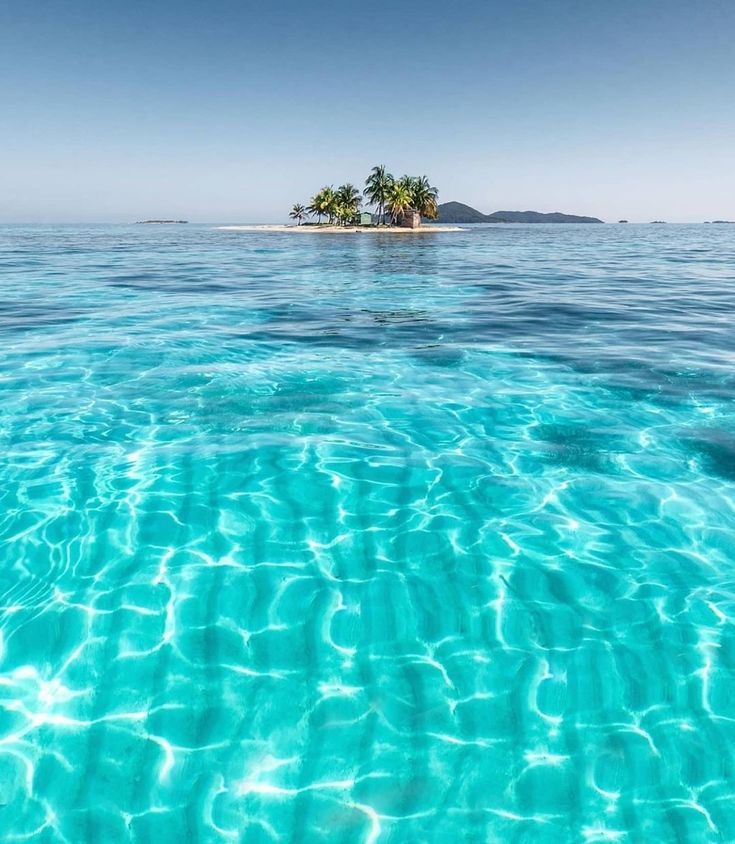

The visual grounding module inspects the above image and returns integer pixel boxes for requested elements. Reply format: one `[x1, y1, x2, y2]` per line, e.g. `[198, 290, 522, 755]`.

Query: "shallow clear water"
[1, 223, 734, 842]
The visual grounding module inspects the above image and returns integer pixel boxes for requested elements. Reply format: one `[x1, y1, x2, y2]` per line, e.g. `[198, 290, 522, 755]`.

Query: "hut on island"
[399, 210, 421, 229]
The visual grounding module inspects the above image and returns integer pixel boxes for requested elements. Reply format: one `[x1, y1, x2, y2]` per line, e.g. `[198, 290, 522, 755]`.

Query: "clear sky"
[1, 0, 733, 223]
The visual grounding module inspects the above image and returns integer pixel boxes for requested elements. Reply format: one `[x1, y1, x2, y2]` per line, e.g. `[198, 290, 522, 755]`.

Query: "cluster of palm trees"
[304, 183, 362, 226]
[289, 165, 439, 226]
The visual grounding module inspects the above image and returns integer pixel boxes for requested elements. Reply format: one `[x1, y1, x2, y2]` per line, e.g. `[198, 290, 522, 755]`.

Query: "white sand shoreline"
[216, 224, 463, 233]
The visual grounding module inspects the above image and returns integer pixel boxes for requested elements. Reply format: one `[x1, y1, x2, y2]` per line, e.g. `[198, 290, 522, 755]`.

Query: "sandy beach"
[217, 224, 463, 233]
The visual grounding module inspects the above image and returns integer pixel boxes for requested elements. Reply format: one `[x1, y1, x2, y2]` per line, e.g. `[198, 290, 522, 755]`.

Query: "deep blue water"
[1, 222, 734, 842]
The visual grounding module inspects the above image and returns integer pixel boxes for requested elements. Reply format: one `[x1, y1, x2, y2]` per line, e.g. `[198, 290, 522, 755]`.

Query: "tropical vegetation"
[364, 165, 393, 225]
[289, 203, 307, 225]
[293, 166, 438, 226]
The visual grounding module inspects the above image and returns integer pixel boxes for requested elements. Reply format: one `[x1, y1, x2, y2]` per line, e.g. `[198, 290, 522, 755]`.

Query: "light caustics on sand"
[0, 223, 734, 841]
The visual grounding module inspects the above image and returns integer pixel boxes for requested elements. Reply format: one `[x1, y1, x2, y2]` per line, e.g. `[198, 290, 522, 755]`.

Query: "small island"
[136, 219, 188, 224]
[222, 166, 461, 233]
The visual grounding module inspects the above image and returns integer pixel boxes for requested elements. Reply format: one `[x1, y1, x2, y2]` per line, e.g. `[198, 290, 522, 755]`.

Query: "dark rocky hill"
[436, 202, 603, 224]
[487, 210, 603, 223]
[433, 202, 503, 224]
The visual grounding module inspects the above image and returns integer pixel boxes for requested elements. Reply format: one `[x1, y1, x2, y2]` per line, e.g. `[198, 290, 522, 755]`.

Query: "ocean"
[1, 222, 734, 841]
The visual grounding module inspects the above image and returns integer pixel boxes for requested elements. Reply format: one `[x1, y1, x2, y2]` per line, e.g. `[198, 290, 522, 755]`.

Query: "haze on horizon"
[1, 0, 733, 224]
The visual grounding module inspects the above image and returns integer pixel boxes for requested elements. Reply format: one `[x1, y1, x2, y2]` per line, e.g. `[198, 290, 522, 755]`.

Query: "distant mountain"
[436, 202, 604, 224]
[488, 210, 604, 223]
[433, 202, 502, 224]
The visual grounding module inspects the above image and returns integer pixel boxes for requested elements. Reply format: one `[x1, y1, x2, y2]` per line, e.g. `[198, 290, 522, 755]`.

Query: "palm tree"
[322, 187, 338, 224]
[336, 183, 362, 225]
[289, 203, 307, 226]
[334, 203, 350, 226]
[364, 165, 394, 225]
[385, 179, 413, 225]
[409, 175, 439, 220]
[337, 183, 361, 210]
[307, 187, 336, 225]
[307, 191, 324, 224]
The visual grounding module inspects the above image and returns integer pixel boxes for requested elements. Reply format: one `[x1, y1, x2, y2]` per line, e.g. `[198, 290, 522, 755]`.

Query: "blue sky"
[1, 0, 733, 222]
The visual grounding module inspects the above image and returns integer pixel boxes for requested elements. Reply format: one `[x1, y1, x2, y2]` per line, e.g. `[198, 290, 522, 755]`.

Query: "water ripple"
[0, 223, 734, 841]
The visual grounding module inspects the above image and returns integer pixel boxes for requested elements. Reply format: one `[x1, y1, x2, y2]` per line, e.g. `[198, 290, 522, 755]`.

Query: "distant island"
[136, 219, 188, 224]
[435, 201, 604, 224]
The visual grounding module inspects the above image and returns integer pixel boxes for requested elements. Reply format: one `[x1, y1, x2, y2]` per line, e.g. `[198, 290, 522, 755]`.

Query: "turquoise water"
[1, 223, 735, 842]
